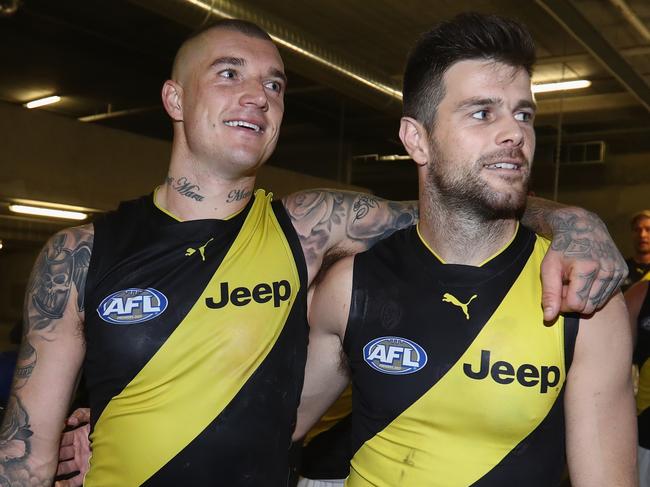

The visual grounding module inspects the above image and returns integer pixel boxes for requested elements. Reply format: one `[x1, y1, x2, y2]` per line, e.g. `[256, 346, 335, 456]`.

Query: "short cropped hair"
[188, 18, 272, 43]
[631, 210, 650, 228]
[402, 12, 536, 128]
[172, 19, 273, 77]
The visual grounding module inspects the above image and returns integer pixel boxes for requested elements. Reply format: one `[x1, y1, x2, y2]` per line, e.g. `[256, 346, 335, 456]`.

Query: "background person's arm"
[564, 293, 637, 486]
[0, 226, 91, 485]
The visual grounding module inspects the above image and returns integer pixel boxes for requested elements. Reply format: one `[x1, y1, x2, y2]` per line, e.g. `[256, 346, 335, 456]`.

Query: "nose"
[495, 116, 525, 148]
[240, 79, 269, 112]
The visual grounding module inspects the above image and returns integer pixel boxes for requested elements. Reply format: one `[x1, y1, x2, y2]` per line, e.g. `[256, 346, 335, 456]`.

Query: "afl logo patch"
[363, 336, 427, 375]
[97, 288, 168, 325]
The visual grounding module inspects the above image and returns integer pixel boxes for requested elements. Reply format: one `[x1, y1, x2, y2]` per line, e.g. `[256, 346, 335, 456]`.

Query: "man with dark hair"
[0, 17, 627, 486]
[297, 13, 636, 486]
[624, 210, 650, 290]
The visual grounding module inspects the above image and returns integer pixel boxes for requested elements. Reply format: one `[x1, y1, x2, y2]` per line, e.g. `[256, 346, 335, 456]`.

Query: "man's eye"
[472, 110, 488, 120]
[515, 111, 533, 122]
[265, 80, 283, 93]
[219, 69, 237, 79]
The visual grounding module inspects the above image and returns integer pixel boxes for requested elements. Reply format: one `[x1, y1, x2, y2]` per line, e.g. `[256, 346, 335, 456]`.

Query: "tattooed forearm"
[25, 226, 93, 334]
[166, 175, 205, 202]
[226, 188, 252, 203]
[0, 396, 48, 486]
[523, 198, 627, 310]
[283, 190, 418, 273]
[13, 342, 36, 391]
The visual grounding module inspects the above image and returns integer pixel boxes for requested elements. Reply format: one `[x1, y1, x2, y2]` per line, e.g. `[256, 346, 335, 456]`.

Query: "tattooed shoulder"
[283, 190, 418, 275]
[26, 225, 94, 332]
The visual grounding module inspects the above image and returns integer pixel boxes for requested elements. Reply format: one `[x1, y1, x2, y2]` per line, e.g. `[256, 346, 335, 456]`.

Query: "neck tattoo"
[226, 188, 252, 203]
[167, 176, 205, 202]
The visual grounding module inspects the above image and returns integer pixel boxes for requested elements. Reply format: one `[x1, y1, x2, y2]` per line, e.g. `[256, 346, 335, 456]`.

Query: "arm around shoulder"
[282, 190, 417, 282]
[0, 225, 92, 485]
[523, 196, 627, 320]
[564, 293, 638, 486]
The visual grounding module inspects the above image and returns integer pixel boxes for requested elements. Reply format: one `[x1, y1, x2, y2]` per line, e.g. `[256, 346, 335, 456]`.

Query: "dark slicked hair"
[403, 12, 536, 128]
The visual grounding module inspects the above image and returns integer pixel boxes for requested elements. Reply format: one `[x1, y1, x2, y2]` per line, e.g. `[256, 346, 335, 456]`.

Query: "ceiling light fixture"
[532, 80, 592, 94]
[24, 95, 61, 109]
[9, 204, 87, 220]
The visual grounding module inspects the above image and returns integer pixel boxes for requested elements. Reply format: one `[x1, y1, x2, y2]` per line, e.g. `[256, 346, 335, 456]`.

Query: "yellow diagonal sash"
[85, 190, 300, 486]
[347, 237, 566, 486]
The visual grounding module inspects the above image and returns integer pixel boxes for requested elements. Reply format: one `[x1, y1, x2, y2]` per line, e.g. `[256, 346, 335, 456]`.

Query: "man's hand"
[538, 207, 626, 321]
[54, 408, 91, 487]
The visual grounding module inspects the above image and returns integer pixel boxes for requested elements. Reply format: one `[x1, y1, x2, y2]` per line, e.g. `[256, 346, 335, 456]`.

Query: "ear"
[162, 80, 183, 121]
[399, 117, 431, 167]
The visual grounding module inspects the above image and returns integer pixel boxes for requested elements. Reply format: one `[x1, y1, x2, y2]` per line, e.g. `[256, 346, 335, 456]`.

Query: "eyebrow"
[455, 97, 537, 112]
[210, 56, 246, 68]
[210, 57, 288, 85]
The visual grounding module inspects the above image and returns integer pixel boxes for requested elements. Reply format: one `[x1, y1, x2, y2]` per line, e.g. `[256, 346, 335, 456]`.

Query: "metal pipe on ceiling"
[132, 0, 402, 103]
[183, 0, 402, 100]
[536, 0, 650, 113]
[607, 0, 650, 43]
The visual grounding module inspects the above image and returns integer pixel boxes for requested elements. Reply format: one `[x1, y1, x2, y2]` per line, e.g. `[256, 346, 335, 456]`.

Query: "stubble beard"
[426, 142, 530, 222]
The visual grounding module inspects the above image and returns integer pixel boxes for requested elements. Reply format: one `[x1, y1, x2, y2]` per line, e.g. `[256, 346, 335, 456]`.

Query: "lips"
[223, 119, 264, 133]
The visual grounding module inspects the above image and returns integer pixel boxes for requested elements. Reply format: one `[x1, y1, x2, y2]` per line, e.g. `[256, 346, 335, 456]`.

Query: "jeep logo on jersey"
[97, 288, 168, 324]
[463, 349, 561, 393]
[205, 280, 291, 309]
[363, 336, 428, 375]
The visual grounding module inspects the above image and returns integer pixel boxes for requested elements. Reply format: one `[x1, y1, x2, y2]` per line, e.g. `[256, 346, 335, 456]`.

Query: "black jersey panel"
[84, 194, 251, 424]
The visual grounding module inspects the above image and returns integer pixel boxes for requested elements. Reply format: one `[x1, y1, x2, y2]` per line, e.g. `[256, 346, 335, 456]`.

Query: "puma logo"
[442, 293, 477, 320]
[185, 238, 214, 262]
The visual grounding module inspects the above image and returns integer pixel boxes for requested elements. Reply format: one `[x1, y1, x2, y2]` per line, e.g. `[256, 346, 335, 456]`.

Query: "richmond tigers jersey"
[343, 224, 578, 487]
[635, 282, 650, 449]
[83, 189, 308, 486]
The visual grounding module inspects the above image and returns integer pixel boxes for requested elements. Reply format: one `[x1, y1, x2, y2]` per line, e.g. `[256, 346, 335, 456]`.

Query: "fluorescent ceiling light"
[24, 95, 61, 109]
[9, 204, 87, 220]
[532, 80, 591, 94]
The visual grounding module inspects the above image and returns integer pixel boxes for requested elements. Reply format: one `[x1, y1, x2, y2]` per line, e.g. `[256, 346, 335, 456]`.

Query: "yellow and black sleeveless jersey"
[635, 283, 650, 449]
[83, 189, 308, 486]
[343, 224, 578, 487]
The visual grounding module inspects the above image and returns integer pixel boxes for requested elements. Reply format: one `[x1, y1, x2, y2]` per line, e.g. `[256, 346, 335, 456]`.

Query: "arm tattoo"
[0, 396, 48, 486]
[13, 342, 35, 391]
[166, 175, 205, 202]
[26, 226, 93, 333]
[524, 201, 627, 306]
[284, 190, 418, 271]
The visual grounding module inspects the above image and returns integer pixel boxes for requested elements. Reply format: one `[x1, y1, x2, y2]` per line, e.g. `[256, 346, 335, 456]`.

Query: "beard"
[426, 142, 530, 221]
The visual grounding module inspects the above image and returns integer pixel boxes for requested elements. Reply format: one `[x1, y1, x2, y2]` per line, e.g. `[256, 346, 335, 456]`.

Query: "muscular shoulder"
[26, 224, 94, 326]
